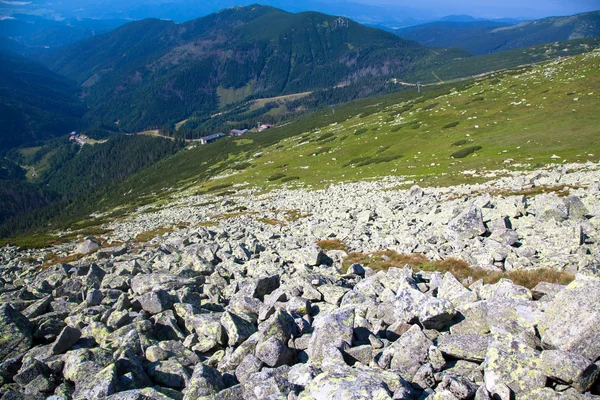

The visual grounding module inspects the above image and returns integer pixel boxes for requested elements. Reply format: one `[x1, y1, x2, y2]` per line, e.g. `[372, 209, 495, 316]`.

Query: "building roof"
[201, 133, 226, 141]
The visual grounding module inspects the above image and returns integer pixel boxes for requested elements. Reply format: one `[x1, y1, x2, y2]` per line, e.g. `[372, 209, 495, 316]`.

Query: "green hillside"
[40, 5, 467, 132]
[123, 48, 600, 197]
[2, 47, 599, 242]
[395, 11, 600, 55]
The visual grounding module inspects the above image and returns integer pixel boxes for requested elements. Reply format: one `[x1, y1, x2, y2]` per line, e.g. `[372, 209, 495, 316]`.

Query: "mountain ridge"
[40, 5, 465, 132]
[395, 10, 600, 55]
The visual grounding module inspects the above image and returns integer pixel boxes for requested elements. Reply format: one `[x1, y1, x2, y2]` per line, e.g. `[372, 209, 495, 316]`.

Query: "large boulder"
[447, 205, 487, 240]
[0, 304, 33, 362]
[130, 274, 198, 295]
[220, 311, 257, 347]
[541, 350, 600, 393]
[539, 278, 600, 361]
[378, 324, 432, 381]
[182, 363, 225, 400]
[307, 307, 355, 367]
[483, 328, 546, 396]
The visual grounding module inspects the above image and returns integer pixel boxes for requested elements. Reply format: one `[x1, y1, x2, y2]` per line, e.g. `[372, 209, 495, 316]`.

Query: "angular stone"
[301, 366, 407, 400]
[379, 325, 432, 381]
[541, 350, 599, 393]
[307, 307, 354, 367]
[22, 295, 52, 319]
[235, 354, 263, 384]
[437, 272, 478, 310]
[540, 278, 600, 361]
[258, 309, 296, 344]
[76, 239, 100, 254]
[73, 363, 117, 400]
[182, 363, 225, 400]
[14, 359, 51, 387]
[51, 326, 81, 355]
[256, 336, 295, 367]
[138, 290, 173, 315]
[447, 205, 487, 240]
[242, 366, 295, 400]
[288, 363, 319, 387]
[318, 284, 350, 306]
[0, 304, 33, 362]
[220, 311, 257, 347]
[146, 359, 190, 389]
[484, 328, 546, 395]
[437, 334, 490, 363]
[131, 273, 198, 295]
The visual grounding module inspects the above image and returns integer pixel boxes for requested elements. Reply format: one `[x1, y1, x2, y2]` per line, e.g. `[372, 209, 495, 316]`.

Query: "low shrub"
[451, 139, 469, 146]
[390, 126, 402, 132]
[356, 154, 402, 167]
[376, 146, 391, 154]
[443, 121, 460, 129]
[310, 146, 332, 156]
[232, 162, 252, 171]
[451, 146, 482, 158]
[207, 183, 233, 192]
[423, 102, 439, 111]
[267, 173, 286, 181]
[281, 176, 300, 182]
[354, 128, 368, 136]
[317, 133, 334, 141]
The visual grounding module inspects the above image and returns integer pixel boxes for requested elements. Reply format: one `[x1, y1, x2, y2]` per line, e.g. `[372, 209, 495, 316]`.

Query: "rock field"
[1, 162, 600, 399]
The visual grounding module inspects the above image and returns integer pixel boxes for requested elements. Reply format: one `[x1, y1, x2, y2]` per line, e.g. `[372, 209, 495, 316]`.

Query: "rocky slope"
[1, 162, 599, 399]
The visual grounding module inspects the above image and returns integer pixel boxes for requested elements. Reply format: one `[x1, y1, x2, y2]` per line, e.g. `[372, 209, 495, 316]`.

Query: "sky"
[356, 0, 600, 19]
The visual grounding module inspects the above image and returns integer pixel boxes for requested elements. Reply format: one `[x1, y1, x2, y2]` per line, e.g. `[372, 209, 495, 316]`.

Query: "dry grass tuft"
[317, 239, 349, 252]
[342, 250, 574, 289]
[343, 250, 428, 271]
[133, 227, 174, 243]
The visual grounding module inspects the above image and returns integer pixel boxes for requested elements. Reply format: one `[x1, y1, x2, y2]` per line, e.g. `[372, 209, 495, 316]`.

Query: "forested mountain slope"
[0, 51, 86, 152]
[40, 5, 468, 132]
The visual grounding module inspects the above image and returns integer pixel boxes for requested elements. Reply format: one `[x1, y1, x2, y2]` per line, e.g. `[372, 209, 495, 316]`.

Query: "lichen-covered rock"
[379, 324, 432, 381]
[51, 326, 81, 355]
[220, 311, 257, 346]
[242, 366, 296, 400]
[307, 307, 354, 367]
[301, 364, 412, 400]
[138, 290, 173, 315]
[541, 350, 600, 393]
[437, 334, 490, 363]
[447, 205, 487, 240]
[540, 278, 600, 361]
[256, 336, 295, 367]
[0, 304, 33, 362]
[146, 359, 190, 389]
[235, 354, 263, 384]
[182, 363, 224, 400]
[72, 363, 117, 400]
[130, 273, 198, 295]
[483, 328, 546, 396]
[437, 273, 478, 310]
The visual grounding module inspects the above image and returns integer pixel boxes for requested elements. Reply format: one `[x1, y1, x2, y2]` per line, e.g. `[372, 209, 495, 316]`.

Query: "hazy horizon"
[0, 0, 598, 23]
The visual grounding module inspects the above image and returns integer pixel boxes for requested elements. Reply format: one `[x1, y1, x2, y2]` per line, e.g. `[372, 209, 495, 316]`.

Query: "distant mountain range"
[394, 10, 600, 55]
[37, 5, 466, 132]
[0, 15, 128, 55]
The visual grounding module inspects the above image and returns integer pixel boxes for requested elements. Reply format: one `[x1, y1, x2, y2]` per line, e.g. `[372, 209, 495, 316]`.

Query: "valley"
[0, 4, 600, 400]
